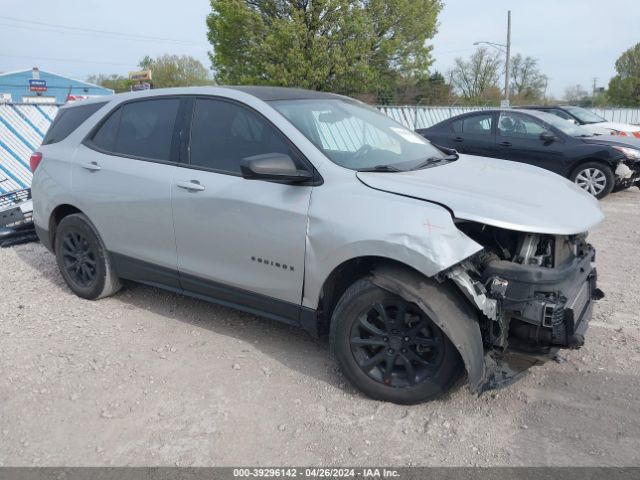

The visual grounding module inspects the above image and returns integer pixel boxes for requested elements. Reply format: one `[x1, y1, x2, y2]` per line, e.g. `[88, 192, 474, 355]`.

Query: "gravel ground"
[1, 188, 639, 467]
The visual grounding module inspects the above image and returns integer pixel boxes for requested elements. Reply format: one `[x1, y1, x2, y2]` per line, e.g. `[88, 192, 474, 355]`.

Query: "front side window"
[271, 99, 448, 171]
[189, 99, 298, 174]
[498, 112, 547, 139]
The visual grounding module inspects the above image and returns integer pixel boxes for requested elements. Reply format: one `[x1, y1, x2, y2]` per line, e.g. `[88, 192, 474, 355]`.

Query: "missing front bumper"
[482, 245, 601, 352]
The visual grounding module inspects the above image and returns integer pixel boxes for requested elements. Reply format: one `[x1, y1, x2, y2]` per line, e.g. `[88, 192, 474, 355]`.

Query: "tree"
[86, 74, 132, 93]
[509, 54, 547, 102]
[414, 71, 453, 105]
[448, 47, 502, 103]
[607, 43, 640, 106]
[564, 84, 589, 104]
[206, 0, 443, 95]
[138, 54, 213, 88]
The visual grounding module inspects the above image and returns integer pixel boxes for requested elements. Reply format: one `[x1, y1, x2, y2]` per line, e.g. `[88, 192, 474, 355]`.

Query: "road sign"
[129, 70, 152, 82]
[131, 82, 151, 91]
[29, 79, 47, 92]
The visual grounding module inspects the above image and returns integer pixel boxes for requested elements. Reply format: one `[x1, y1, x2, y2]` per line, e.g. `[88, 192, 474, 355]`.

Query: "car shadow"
[13, 242, 467, 403]
[13, 244, 353, 394]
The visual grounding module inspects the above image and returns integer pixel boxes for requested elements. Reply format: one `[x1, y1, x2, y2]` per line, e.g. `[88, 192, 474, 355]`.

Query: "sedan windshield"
[270, 99, 449, 171]
[564, 106, 607, 124]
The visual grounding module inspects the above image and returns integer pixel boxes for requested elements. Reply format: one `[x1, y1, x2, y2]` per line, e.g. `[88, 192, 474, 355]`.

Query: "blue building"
[0, 68, 113, 104]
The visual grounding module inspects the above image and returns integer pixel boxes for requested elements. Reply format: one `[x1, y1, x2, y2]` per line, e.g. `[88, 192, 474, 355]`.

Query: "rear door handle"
[499, 141, 512, 147]
[80, 161, 101, 172]
[176, 180, 205, 192]
[453, 137, 464, 142]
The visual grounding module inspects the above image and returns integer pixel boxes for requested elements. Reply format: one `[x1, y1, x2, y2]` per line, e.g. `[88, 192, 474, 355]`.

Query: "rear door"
[447, 112, 497, 156]
[171, 97, 312, 318]
[495, 111, 567, 174]
[75, 97, 183, 286]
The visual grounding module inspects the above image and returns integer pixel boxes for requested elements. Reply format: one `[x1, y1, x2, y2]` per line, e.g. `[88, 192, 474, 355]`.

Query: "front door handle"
[80, 161, 101, 172]
[453, 137, 464, 142]
[176, 180, 205, 192]
[499, 141, 512, 147]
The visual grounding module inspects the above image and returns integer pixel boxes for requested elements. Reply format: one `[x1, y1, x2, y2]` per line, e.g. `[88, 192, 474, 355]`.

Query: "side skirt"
[110, 252, 319, 335]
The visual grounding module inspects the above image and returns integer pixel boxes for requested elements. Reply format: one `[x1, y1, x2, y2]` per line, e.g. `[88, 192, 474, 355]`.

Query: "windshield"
[270, 99, 448, 171]
[527, 110, 594, 137]
[564, 106, 607, 124]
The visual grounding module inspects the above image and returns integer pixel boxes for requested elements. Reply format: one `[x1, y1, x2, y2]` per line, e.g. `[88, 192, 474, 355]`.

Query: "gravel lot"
[1, 188, 639, 467]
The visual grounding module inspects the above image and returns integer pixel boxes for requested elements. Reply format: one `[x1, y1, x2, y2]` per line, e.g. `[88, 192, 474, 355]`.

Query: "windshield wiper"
[409, 153, 458, 171]
[357, 165, 402, 172]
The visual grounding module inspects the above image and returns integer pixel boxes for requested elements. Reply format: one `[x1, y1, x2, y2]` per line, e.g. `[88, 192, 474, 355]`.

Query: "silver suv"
[31, 87, 604, 404]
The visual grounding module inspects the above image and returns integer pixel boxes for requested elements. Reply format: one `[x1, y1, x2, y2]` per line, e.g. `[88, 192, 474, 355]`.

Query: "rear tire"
[330, 278, 464, 404]
[54, 213, 121, 300]
[570, 162, 615, 199]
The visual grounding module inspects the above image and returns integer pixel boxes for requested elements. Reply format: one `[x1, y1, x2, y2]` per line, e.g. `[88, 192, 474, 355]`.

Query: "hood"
[584, 121, 640, 136]
[580, 135, 640, 150]
[357, 155, 604, 235]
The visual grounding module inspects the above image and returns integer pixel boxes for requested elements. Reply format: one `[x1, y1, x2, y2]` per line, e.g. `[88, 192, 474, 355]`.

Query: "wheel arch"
[47, 203, 84, 250]
[313, 256, 488, 394]
[569, 158, 615, 178]
[313, 256, 423, 336]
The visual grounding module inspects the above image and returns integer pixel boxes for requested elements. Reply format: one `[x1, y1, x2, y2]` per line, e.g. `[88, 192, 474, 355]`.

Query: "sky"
[0, 0, 638, 98]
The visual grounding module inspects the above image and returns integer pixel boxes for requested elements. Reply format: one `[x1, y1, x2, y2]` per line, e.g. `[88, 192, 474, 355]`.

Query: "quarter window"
[43, 102, 106, 145]
[189, 99, 297, 174]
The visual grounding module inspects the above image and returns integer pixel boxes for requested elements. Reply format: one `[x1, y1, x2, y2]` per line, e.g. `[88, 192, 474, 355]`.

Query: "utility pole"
[592, 77, 598, 107]
[473, 10, 512, 107]
[504, 10, 511, 107]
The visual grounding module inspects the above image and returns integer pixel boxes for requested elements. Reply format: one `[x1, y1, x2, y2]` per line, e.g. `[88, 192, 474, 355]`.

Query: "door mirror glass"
[539, 131, 556, 143]
[240, 153, 312, 183]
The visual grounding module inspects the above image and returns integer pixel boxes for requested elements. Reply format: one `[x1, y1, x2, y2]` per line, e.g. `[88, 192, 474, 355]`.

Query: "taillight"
[30, 152, 43, 172]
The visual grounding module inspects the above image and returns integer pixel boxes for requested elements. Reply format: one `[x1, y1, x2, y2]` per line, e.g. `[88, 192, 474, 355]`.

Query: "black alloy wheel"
[60, 231, 98, 288]
[54, 213, 121, 300]
[349, 299, 445, 388]
[330, 278, 464, 404]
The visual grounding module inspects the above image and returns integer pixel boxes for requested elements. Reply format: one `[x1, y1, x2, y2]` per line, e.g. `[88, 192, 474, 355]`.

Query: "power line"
[0, 53, 133, 67]
[0, 15, 207, 46]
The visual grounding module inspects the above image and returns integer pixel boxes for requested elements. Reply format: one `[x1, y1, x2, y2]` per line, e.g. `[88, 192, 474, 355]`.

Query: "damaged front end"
[444, 222, 604, 392]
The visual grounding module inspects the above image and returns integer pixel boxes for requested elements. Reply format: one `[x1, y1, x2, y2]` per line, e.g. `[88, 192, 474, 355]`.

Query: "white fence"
[1, 102, 640, 193]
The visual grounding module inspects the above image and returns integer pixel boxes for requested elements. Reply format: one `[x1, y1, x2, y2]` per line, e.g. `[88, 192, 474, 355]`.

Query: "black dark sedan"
[416, 109, 640, 198]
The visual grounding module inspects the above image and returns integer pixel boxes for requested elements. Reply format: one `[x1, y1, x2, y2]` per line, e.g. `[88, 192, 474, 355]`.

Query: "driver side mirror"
[240, 153, 313, 183]
[539, 131, 557, 143]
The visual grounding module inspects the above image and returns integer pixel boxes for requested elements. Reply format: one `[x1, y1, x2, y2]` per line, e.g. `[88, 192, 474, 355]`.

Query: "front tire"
[570, 162, 615, 199]
[54, 213, 121, 300]
[330, 278, 464, 404]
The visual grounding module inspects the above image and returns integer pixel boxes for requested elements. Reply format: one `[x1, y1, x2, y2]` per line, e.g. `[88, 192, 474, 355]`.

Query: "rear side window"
[451, 114, 493, 135]
[91, 108, 122, 151]
[42, 102, 106, 145]
[89, 98, 180, 161]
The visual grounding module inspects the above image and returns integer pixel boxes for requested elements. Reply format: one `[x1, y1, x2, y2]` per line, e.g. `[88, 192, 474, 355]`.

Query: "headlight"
[613, 146, 640, 160]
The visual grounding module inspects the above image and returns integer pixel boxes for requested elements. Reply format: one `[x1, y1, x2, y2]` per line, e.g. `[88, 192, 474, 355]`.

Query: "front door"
[495, 111, 566, 175]
[171, 98, 312, 320]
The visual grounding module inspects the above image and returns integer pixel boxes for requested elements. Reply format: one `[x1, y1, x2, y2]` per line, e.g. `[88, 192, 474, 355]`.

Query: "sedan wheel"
[570, 162, 614, 199]
[575, 168, 607, 196]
